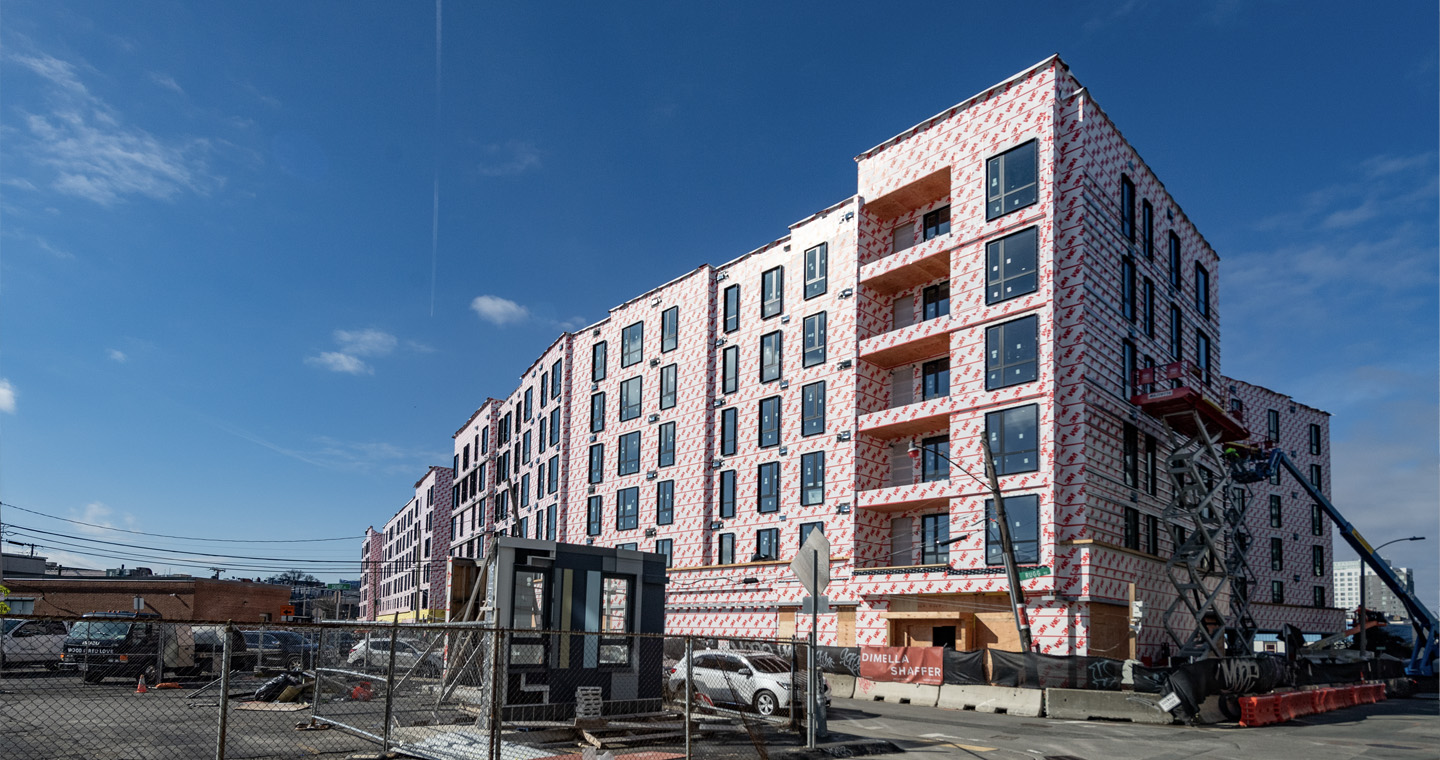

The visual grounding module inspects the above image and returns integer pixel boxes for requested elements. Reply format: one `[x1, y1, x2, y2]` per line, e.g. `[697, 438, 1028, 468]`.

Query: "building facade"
[431, 56, 1341, 657]
[1335, 559, 1417, 622]
[360, 465, 454, 621]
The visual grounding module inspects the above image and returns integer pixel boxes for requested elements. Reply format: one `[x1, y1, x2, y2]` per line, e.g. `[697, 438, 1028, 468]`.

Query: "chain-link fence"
[0, 615, 823, 759]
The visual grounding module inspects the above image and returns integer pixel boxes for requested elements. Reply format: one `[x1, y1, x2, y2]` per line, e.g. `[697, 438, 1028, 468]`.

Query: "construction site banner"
[859, 646, 944, 685]
[941, 648, 986, 685]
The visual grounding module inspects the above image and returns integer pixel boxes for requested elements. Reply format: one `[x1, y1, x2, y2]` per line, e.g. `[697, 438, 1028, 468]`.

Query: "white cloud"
[106, 348, 127, 362]
[212, 421, 444, 475]
[7, 52, 217, 205]
[71, 501, 137, 537]
[305, 351, 372, 375]
[471, 295, 530, 325]
[476, 140, 541, 177]
[149, 71, 183, 94]
[0, 379, 15, 413]
[334, 328, 397, 357]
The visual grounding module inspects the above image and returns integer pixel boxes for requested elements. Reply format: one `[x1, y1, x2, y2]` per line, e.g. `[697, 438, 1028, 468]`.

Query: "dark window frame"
[587, 496, 603, 536]
[801, 450, 825, 506]
[802, 381, 826, 436]
[986, 140, 1038, 221]
[719, 470, 736, 518]
[757, 461, 780, 513]
[723, 284, 741, 333]
[590, 392, 606, 433]
[1120, 174, 1136, 240]
[761, 266, 784, 319]
[617, 431, 641, 476]
[804, 243, 828, 300]
[760, 331, 782, 383]
[658, 422, 676, 467]
[758, 396, 781, 448]
[616, 487, 639, 531]
[661, 306, 679, 353]
[802, 312, 827, 367]
[592, 341, 608, 382]
[722, 345, 739, 394]
[619, 376, 642, 421]
[720, 407, 738, 456]
[922, 357, 950, 401]
[985, 315, 1039, 390]
[986, 404, 1040, 476]
[986, 226, 1039, 305]
[659, 363, 677, 409]
[922, 204, 951, 241]
[920, 513, 950, 564]
[985, 494, 1040, 565]
[1194, 263, 1210, 319]
[656, 480, 674, 526]
[621, 321, 644, 367]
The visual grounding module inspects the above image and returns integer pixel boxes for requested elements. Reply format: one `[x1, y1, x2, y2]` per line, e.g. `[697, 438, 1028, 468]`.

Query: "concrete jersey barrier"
[854, 678, 939, 707]
[936, 684, 1043, 716]
[1044, 688, 1178, 724]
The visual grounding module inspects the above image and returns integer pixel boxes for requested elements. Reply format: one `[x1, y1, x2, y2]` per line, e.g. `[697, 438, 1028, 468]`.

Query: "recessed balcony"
[858, 316, 953, 369]
[858, 396, 952, 440]
[855, 478, 960, 513]
[859, 234, 952, 296]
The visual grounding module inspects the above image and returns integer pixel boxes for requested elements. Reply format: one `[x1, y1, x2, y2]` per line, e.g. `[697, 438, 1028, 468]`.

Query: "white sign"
[1157, 692, 1182, 712]
[790, 529, 831, 598]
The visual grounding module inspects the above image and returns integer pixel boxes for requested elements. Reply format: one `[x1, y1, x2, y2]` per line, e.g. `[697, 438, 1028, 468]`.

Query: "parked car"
[1, 618, 69, 670]
[192, 626, 257, 673]
[241, 630, 318, 670]
[62, 612, 195, 683]
[347, 638, 442, 675]
[668, 649, 830, 717]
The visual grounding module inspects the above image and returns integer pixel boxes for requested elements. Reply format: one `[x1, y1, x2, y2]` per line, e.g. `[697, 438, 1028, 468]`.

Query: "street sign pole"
[808, 549, 817, 749]
[790, 529, 831, 748]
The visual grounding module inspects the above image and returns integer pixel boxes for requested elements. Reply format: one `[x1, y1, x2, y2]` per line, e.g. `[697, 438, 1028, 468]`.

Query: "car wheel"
[753, 689, 778, 717]
[83, 671, 104, 684]
[45, 661, 61, 672]
[287, 655, 304, 671]
[142, 664, 160, 684]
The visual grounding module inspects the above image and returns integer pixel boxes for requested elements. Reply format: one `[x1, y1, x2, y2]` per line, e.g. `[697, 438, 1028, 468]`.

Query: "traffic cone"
[135, 675, 148, 694]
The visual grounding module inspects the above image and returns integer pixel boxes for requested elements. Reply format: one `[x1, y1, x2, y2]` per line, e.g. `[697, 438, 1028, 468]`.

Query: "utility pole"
[980, 438, 1033, 653]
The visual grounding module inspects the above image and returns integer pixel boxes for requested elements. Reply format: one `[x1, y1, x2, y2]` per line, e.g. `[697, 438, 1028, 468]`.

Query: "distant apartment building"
[1334, 559, 1417, 622]
[423, 55, 1340, 657]
[359, 465, 453, 621]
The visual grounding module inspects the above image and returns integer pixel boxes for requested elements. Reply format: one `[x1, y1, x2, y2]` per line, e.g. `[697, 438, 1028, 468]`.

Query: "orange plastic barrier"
[1239, 694, 1286, 727]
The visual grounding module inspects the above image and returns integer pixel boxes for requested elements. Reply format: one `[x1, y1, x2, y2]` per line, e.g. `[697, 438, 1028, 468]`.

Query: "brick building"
[423, 55, 1340, 657]
[2, 577, 290, 622]
[360, 465, 453, 621]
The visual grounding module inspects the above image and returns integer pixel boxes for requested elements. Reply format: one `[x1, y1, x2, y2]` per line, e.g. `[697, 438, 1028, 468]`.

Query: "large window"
[589, 444, 604, 484]
[986, 494, 1040, 565]
[592, 341, 607, 382]
[718, 533, 735, 565]
[621, 321, 644, 367]
[802, 381, 826, 436]
[801, 451, 825, 506]
[1143, 278, 1155, 337]
[1312, 586, 1325, 608]
[987, 404, 1039, 475]
[1312, 545, 1325, 577]
[719, 470, 736, 518]
[661, 306, 678, 353]
[548, 455, 559, 493]
[1270, 537, 1284, 571]
[920, 434, 949, 482]
[761, 266, 784, 319]
[799, 521, 824, 547]
[986, 140, 1037, 220]
[658, 422, 675, 467]
[804, 243, 827, 299]
[620, 377, 642, 421]
[656, 480, 674, 525]
[587, 496, 603, 536]
[1309, 464, 1323, 489]
[1122, 340, 1137, 397]
[1271, 580, 1284, 604]
[1169, 303, 1182, 358]
[757, 462, 780, 513]
[760, 331, 782, 382]
[921, 513, 950, 564]
[1124, 506, 1141, 550]
[549, 408, 560, 445]
[720, 407, 737, 456]
[722, 346, 739, 394]
[1122, 257, 1136, 322]
[723, 284, 740, 333]
[922, 358, 949, 401]
[659, 364, 677, 409]
[1168, 231, 1182, 290]
[655, 538, 673, 568]
[590, 393, 606, 433]
[758, 396, 781, 448]
[803, 312, 827, 367]
[1269, 494, 1283, 527]
[1309, 424, 1322, 455]
[1194, 263, 1210, 319]
[1267, 409, 1281, 443]
[923, 282, 950, 320]
[1196, 330, 1211, 384]
[923, 205, 950, 240]
[616, 487, 639, 531]
[1145, 435, 1158, 495]
[1311, 504, 1324, 536]
[986, 226, 1038, 304]
[985, 315, 1038, 390]
[618, 431, 640, 476]
[756, 528, 780, 561]
[1142, 200, 1154, 259]
[1120, 174, 1136, 240]
[1123, 423, 1139, 487]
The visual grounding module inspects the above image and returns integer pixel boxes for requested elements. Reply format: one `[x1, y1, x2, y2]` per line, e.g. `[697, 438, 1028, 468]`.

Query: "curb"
[775, 739, 905, 759]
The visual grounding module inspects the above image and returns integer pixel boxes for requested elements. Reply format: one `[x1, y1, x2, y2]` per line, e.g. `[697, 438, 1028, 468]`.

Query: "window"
[1196, 330, 1211, 384]
[921, 282, 951, 322]
[659, 364, 677, 409]
[590, 393, 606, 433]
[1169, 303, 1182, 359]
[522, 431, 532, 464]
[520, 473, 530, 508]
[1309, 424, 1322, 455]
[621, 321, 644, 367]
[804, 243, 828, 299]
[986, 226, 1038, 304]
[618, 432, 640, 476]
[723, 284, 740, 333]
[1312, 586, 1325, 608]
[1122, 340, 1137, 397]
[761, 266, 784, 319]
[719, 533, 735, 565]
[587, 496, 602, 536]
[1142, 200, 1154, 259]
[799, 521, 824, 546]
[592, 341, 608, 382]
[1269, 495, 1283, 527]
[1143, 278, 1155, 337]
[1124, 507, 1141, 550]
[986, 494, 1040, 565]
[803, 312, 827, 367]
[620, 377, 642, 421]
[1120, 174, 1136, 240]
[892, 221, 915, 253]
[1168, 232, 1182, 289]
[923, 205, 950, 240]
[589, 444, 604, 484]
[922, 358, 950, 400]
[549, 408, 560, 445]
[1123, 423, 1139, 488]
[802, 381, 826, 436]
[661, 307, 678, 353]
[920, 434, 949, 482]
[1267, 410, 1281, 443]
[539, 418, 547, 452]
[986, 315, 1038, 389]
[755, 528, 780, 561]
[617, 487, 639, 530]
[656, 480, 674, 525]
[1311, 504, 1324, 536]
[1194, 264, 1210, 319]
[720, 407, 738, 456]
[759, 331, 782, 382]
[1270, 537, 1284, 571]
[1145, 435, 1158, 496]
[540, 373, 548, 407]
[1309, 464, 1323, 489]
[986, 140, 1037, 220]
[987, 404, 1039, 475]
[551, 359, 562, 397]
[722, 345, 739, 394]
[758, 396, 781, 448]
[1146, 514, 1159, 554]
[656, 538, 673, 568]
[1271, 580, 1284, 605]
[524, 387, 533, 420]
[658, 422, 675, 467]
[921, 513, 950, 564]
[1312, 545, 1325, 577]
[719, 470, 737, 518]
[1122, 257, 1136, 322]
[757, 462, 780, 513]
[801, 451, 825, 506]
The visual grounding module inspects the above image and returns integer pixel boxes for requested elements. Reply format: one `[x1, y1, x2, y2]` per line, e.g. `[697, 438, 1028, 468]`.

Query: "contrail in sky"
[430, 0, 442, 317]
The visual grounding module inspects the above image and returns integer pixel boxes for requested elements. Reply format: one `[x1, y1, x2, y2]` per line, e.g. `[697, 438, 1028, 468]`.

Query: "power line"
[6, 524, 363, 564]
[0, 501, 364, 543]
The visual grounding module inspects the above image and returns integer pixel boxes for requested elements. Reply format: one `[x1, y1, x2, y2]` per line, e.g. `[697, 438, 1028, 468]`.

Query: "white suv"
[347, 638, 442, 675]
[1, 619, 69, 670]
[668, 649, 830, 717]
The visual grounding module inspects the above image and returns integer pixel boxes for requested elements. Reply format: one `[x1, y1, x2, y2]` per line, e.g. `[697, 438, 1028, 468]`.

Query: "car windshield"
[747, 656, 790, 673]
[271, 631, 306, 644]
[69, 622, 131, 640]
[3, 619, 21, 635]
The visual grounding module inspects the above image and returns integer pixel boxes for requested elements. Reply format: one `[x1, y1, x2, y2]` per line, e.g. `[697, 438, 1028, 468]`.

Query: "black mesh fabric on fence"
[941, 649, 986, 685]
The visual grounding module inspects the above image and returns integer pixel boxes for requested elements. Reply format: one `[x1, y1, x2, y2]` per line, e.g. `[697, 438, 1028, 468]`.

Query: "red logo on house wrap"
[858, 646, 944, 685]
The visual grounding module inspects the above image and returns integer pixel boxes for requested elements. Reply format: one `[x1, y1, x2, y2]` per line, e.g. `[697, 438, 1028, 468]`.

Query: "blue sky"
[1, 2, 1436, 608]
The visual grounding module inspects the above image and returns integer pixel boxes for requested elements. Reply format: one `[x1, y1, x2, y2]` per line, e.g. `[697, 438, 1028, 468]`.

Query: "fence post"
[313, 627, 326, 723]
[489, 627, 504, 760]
[684, 635, 693, 760]
[789, 636, 799, 732]
[215, 621, 234, 760]
[383, 617, 399, 753]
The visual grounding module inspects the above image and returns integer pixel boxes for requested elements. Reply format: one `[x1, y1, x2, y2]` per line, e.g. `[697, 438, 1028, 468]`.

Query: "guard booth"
[447, 538, 668, 720]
